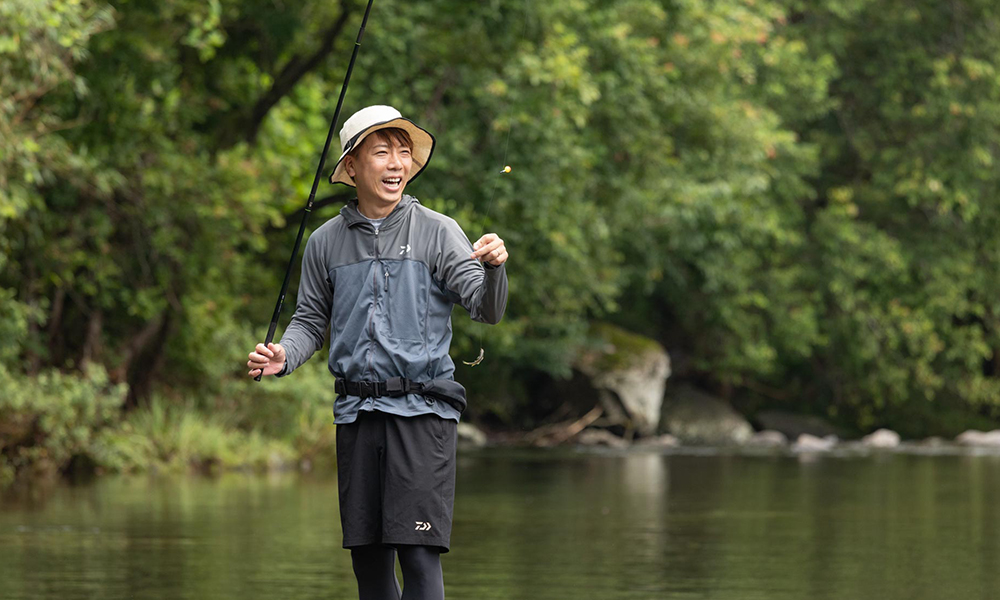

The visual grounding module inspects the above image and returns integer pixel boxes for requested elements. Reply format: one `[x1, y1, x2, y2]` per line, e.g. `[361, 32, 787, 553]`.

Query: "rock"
[576, 428, 630, 449]
[955, 430, 1000, 447]
[635, 434, 680, 448]
[918, 436, 946, 447]
[457, 422, 488, 448]
[746, 430, 788, 447]
[755, 410, 840, 439]
[792, 433, 837, 452]
[661, 385, 753, 445]
[861, 428, 901, 448]
[575, 323, 671, 436]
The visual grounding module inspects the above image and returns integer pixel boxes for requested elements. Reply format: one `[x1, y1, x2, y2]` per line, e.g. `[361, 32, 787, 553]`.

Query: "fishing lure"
[462, 165, 514, 368]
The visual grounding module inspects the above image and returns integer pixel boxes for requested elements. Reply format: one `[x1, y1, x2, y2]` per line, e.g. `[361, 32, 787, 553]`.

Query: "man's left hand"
[471, 233, 508, 266]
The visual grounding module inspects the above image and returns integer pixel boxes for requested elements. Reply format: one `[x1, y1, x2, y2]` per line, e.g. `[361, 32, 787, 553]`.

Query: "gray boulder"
[755, 410, 841, 439]
[746, 430, 788, 447]
[457, 422, 488, 448]
[635, 434, 681, 448]
[956, 430, 1000, 447]
[576, 323, 671, 436]
[792, 434, 837, 452]
[661, 385, 753, 445]
[862, 428, 901, 448]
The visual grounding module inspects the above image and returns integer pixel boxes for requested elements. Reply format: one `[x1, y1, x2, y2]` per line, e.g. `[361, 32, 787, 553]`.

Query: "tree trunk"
[80, 309, 103, 372]
[125, 308, 174, 409]
[45, 287, 66, 368]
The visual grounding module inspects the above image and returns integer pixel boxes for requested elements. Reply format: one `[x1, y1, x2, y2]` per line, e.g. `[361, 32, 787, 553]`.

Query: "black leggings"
[351, 544, 444, 600]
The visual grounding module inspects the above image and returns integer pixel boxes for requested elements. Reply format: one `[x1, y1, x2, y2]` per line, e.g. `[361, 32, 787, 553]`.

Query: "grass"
[93, 398, 298, 474]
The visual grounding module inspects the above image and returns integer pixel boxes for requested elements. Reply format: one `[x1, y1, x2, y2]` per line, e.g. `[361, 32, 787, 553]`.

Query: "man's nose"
[387, 151, 402, 169]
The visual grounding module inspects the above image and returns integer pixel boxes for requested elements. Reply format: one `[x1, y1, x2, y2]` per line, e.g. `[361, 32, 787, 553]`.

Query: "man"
[247, 105, 508, 600]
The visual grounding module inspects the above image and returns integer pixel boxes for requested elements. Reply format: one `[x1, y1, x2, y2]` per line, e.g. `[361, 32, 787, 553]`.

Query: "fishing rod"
[255, 0, 375, 382]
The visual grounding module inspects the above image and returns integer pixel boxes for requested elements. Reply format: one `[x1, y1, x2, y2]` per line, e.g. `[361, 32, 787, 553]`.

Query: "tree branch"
[242, 0, 355, 146]
[266, 192, 354, 233]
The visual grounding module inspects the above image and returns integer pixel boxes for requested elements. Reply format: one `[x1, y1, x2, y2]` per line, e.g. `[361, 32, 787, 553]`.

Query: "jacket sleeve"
[276, 234, 333, 376]
[434, 219, 508, 324]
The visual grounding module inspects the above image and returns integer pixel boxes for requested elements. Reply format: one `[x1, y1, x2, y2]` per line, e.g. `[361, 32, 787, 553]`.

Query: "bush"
[93, 397, 297, 474]
[209, 350, 339, 464]
[0, 365, 126, 485]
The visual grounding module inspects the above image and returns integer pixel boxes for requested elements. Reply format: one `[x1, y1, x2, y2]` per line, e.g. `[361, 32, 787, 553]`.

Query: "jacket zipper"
[365, 227, 379, 381]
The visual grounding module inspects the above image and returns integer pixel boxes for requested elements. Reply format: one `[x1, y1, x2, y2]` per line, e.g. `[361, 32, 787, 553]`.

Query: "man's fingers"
[472, 233, 498, 254]
[247, 343, 283, 377]
[471, 238, 504, 260]
[248, 352, 270, 363]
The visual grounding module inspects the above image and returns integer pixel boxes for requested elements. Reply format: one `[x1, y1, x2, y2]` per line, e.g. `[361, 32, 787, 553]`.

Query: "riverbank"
[479, 424, 1000, 457]
[4, 359, 1000, 490]
[0, 363, 339, 488]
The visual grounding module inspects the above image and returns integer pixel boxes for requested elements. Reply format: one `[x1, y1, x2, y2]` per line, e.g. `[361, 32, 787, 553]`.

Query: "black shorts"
[336, 410, 458, 552]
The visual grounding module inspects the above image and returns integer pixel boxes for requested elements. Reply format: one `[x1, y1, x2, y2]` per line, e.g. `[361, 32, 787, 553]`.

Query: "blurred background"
[4, 0, 1000, 482]
[5, 1, 1000, 599]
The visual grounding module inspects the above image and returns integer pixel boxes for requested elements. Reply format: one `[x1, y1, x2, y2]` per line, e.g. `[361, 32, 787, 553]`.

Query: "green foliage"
[775, 0, 1000, 427]
[0, 365, 126, 482]
[93, 397, 296, 473]
[210, 352, 338, 463]
[4, 0, 1000, 445]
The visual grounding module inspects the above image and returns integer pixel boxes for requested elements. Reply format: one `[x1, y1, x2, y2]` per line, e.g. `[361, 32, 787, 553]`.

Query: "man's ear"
[344, 156, 356, 179]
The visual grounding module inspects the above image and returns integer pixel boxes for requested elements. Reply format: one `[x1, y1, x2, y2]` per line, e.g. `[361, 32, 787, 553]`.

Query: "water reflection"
[2, 451, 999, 600]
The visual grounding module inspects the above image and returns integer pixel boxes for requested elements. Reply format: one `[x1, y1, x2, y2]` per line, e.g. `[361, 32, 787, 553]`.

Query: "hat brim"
[329, 117, 436, 187]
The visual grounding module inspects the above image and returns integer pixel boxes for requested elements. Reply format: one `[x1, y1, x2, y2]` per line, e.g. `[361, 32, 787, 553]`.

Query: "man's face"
[345, 132, 413, 208]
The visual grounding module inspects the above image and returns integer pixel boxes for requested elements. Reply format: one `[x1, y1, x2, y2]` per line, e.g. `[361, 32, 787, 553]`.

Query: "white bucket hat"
[329, 105, 436, 186]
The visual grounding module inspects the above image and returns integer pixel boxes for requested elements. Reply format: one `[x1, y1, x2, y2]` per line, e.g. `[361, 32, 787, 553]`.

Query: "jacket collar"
[341, 194, 419, 229]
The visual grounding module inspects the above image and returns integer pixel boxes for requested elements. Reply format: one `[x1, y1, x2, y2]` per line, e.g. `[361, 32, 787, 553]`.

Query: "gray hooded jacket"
[276, 195, 508, 423]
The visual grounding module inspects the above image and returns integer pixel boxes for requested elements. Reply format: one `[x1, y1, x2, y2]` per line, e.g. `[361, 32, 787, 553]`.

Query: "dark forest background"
[4, 0, 1000, 482]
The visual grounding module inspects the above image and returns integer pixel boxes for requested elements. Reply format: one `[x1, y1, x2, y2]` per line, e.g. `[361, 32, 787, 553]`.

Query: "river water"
[1, 448, 998, 599]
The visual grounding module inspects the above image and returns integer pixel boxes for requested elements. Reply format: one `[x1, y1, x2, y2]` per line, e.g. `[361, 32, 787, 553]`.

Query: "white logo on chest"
[399, 244, 411, 255]
[415, 521, 432, 531]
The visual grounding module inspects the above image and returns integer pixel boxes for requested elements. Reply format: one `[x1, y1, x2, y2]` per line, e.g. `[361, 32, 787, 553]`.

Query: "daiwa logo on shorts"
[415, 521, 432, 531]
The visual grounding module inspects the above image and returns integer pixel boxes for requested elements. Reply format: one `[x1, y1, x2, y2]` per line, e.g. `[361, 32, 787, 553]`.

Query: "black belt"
[335, 377, 424, 399]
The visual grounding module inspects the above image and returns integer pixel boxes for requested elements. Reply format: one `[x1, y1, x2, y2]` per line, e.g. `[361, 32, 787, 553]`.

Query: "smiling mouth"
[382, 177, 402, 187]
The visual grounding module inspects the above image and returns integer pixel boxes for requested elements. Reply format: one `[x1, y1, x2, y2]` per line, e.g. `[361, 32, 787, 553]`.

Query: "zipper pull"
[384, 269, 389, 292]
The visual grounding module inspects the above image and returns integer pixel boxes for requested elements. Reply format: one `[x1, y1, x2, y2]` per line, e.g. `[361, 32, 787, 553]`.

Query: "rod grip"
[253, 318, 281, 382]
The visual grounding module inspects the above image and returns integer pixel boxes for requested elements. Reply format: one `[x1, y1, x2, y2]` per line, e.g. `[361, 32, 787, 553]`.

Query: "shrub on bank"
[0, 356, 339, 487]
[93, 399, 296, 474]
[0, 366, 125, 487]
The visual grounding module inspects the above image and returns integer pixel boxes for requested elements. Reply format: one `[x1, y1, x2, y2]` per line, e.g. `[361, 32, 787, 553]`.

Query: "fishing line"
[462, 0, 529, 367]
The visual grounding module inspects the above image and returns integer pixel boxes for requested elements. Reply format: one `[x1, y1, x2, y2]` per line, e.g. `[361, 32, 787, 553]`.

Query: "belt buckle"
[358, 381, 374, 399]
[385, 377, 405, 396]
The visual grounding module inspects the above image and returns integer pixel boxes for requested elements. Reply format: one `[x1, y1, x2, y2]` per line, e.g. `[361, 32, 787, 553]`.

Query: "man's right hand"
[247, 342, 286, 378]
